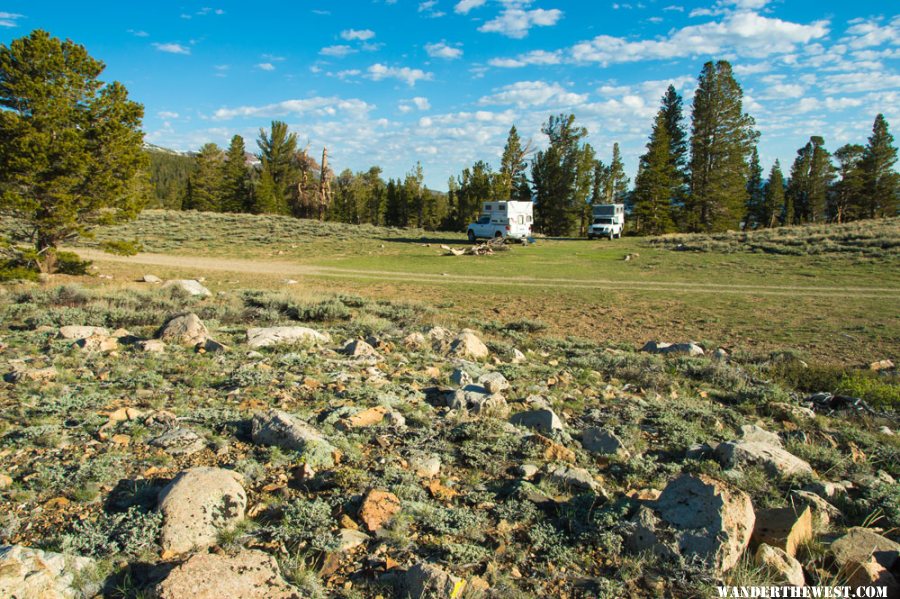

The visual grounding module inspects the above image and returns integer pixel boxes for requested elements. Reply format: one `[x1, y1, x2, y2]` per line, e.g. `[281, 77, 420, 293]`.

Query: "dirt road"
[74, 249, 899, 299]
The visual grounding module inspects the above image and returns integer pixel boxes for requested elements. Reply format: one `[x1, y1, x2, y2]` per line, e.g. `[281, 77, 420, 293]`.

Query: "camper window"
[477, 215, 490, 224]
[517, 215, 524, 225]
[499, 203, 506, 211]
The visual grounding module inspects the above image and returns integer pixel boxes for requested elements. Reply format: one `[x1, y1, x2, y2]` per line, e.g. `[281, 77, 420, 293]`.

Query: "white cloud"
[572, 12, 828, 65]
[320, 45, 356, 57]
[418, 0, 445, 17]
[153, 43, 191, 55]
[823, 72, 900, 94]
[479, 80, 587, 108]
[257, 63, 276, 71]
[341, 28, 375, 41]
[158, 111, 180, 119]
[367, 63, 433, 86]
[763, 82, 805, 98]
[127, 29, 149, 37]
[478, 6, 563, 39]
[425, 42, 463, 59]
[398, 96, 432, 113]
[212, 97, 374, 120]
[454, 0, 486, 14]
[841, 16, 900, 50]
[488, 49, 562, 68]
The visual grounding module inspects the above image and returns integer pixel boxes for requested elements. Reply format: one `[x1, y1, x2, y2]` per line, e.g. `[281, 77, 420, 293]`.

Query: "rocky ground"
[0, 279, 897, 598]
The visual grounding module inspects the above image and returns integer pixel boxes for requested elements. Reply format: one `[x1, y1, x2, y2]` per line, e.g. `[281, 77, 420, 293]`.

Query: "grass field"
[73, 210, 900, 366]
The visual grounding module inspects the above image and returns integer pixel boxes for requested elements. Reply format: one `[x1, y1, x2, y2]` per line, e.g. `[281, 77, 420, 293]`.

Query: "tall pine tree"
[860, 114, 899, 219]
[762, 160, 785, 228]
[185, 143, 224, 212]
[831, 144, 865, 223]
[688, 60, 758, 232]
[221, 135, 249, 213]
[531, 114, 591, 236]
[632, 111, 676, 235]
[744, 147, 764, 228]
[498, 125, 532, 201]
[256, 121, 298, 214]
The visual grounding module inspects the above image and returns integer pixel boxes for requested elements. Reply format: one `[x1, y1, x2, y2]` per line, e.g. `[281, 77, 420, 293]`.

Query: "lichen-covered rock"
[58, 325, 109, 340]
[715, 441, 814, 478]
[582, 427, 630, 458]
[157, 467, 246, 553]
[0, 545, 98, 599]
[161, 279, 211, 297]
[830, 527, 900, 591]
[479, 371, 510, 394]
[510, 408, 564, 434]
[152, 549, 301, 599]
[402, 562, 466, 599]
[641, 341, 704, 357]
[251, 410, 336, 467]
[358, 489, 401, 532]
[627, 474, 755, 575]
[450, 331, 489, 360]
[246, 326, 330, 349]
[156, 313, 209, 346]
[340, 339, 379, 358]
[754, 544, 805, 587]
[149, 428, 206, 456]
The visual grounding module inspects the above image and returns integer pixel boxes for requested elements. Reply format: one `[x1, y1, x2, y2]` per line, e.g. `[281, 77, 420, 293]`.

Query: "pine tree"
[221, 135, 249, 212]
[661, 84, 688, 187]
[499, 125, 532, 201]
[786, 136, 834, 223]
[831, 144, 865, 223]
[744, 147, 764, 228]
[531, 114, 590, 236]
[762, 160, 785, 228]
[0, 30, 146, 272]
[687, 60, 758, 232]
[606, 143, 630, 203]
[860, 114, 900, 219]
[632, 111, 676, 235]
[185, 143, 225, 211]
[251, 167, 278, 215]
[256, 121, 298, 214]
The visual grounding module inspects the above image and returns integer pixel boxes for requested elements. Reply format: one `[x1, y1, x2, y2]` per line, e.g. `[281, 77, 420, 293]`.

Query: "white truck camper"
[467, 201, 534, 241]
[588, 203, 625, 240]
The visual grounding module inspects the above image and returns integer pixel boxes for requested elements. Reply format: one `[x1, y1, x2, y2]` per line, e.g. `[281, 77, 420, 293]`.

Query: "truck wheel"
[494, 232, 503, 238]
[467, 230, 476, 242]
[609, 233, 614, 241]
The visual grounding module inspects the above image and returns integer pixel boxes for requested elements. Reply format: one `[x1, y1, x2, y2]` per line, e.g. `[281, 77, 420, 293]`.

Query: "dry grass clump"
[650, 217, 900, 257]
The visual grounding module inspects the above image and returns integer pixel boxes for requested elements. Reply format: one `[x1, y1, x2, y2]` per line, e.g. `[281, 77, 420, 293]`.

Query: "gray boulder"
[162, 279, 211, 297]
[58, 325, 109, 340]
[152, 549, 301, 599]
[150, 428, 206, 456]
[251, 410, 336, 467]
[479, 371, 510, 394]
[450, 331, 489, 360]
[715, 441, 814, 478]
[626, 474, 755, 575]
[510, 408, 564, 434]
[582, 427, 630, 458]
[156, 313, 209, 346]
[641, 341, 705, 357]
[157, 467, 247, 553]
[0, 545, 98, 599]
[403, 562, 466, 599]
[246, 326, 330, 349]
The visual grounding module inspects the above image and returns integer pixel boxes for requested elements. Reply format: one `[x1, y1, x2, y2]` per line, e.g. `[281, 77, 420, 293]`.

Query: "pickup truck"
[467, 200, 533, 241]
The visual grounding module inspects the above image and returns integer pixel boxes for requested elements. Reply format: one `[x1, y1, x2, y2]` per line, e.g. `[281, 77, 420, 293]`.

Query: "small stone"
[411, 455, 441, 478]
[641, 341, 704, 357]
[526, 434, 576, 463]
[739, 424, 782, 447]
[450, 368, 473, 386]
[246, 326, 330, 349]
[789, 490, 840, 527]
[449, 331, 489, 360]
[511, 348, 527, 364]
[0, 473, 12, 489]
[336, 406, 389, 430]
[358, 489, 401, 532]
[402, 332, 427, 350]
[156, 313, 210, 346]
[58, 325, 109, 340]
[138, 339, 166, 353]
[385, 411, 406, 427]
[479, 371, 510, 394]
[755, 544, 805, 586]
[869, 359, 894, 371]
[341, 338, 380, 358]
[510, 409, 564, 434]
[715, 441, 814, 478]
[150, 428, 206, 456]
[581, 427, 630, 458]
[75, 334, 119, 352]
[162, 279, 211, 297]
[517, 464, 539, 479]
[142, 274, 162, 284]
[336, 528, 369, 552]
[403, 562, 466, 599]
[251, 410, 336, 468]
[543, 464, 601, 492]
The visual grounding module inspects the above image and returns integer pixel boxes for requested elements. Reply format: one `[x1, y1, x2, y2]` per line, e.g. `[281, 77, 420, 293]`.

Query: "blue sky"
[1, 1, 898, 189]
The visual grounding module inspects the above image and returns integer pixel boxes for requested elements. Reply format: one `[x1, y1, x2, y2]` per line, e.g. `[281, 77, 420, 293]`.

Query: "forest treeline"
[147, 60, 899, 236]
